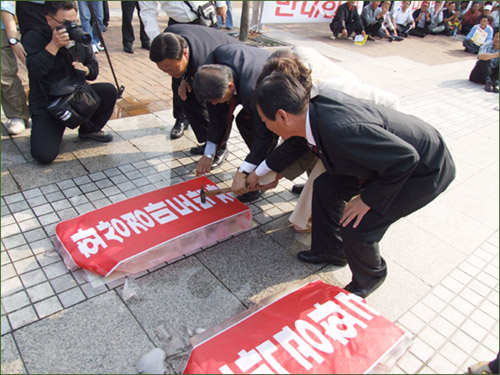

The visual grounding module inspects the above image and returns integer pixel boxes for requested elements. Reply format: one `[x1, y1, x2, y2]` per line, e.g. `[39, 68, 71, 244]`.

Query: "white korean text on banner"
[261, 1, 364, 24]
[184, 280, 410, 374]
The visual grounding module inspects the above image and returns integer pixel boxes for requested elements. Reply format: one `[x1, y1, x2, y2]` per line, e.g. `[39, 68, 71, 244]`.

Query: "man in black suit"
[192, 43, 278, 202]
[149, 24, 237, 165]
[249, 73, 456, 298]
[330, 1, 365, 40]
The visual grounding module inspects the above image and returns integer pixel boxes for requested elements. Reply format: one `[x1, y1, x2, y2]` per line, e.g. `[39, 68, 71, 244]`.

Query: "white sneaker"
[92, 44, 99, 54]
[5, 118, 26, 135]
[96, 43, 104, 51]
[329, 35, 336, 40]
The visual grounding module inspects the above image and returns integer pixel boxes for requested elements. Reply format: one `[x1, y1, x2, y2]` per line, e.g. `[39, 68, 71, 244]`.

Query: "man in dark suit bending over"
[193, 43, 278, 202]
[248, 72, 456, 298]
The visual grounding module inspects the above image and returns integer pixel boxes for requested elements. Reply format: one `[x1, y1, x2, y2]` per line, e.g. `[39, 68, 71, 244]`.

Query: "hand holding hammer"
[199, 185, 233, 204]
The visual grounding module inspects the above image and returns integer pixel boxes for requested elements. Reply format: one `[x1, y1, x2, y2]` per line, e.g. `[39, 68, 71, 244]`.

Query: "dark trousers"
[121, 1, 149, 47]
[490, 353, 499, 374]
[396, 23, 412, 36]
[469, 60, 499, 84]
[311, 173, 403, 289]
[363, 20, 383, 37]
[330, 20, 363, 38]
[463, 38, 481, 54]
[409, 26, 430, 38]
[30, 83, 117, 164]
[103, 1, 109, 27]
[174, 80, 209, 144]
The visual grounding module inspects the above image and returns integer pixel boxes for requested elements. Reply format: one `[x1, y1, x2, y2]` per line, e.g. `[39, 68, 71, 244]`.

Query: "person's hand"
[340, 195, 371, 229]
[246, 171, 259, 190]
[361, 30, 366, 37]
[178, 78, 191, 101]
[72, 61, 90, 76]
[11, 43, 26, 65]
[216, 5, 227, 23]
[232, 171, 250, 196]
[341, 28, 348, 38]
[52, 27, 70, 49]
[196, 155, 213, 176]
[259, 173, 281, 191]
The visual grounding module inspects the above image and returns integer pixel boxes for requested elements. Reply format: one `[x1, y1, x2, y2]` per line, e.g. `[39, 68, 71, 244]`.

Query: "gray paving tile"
[397, 351, 423, 374]
[2, 233, 26, 249]
[2, 291, 31, 313]
[34, 296, 63, 318]
[8, 305, 38, 330]
[13, 256, 39, 275]
[409, 337, 435, 364]
[43, 261, 70, 280]
[26, 282, 55, 303]
[1, 334, 26, 374]
[14, 292, 154, 374]
[123, 257, 245, 356]
[20, 269, 47, 289]
[427, 353, 457, 374]
[1, 315, 11, 335]
[49, 273, 78, 294]
[58, 287, 86, 308]
[461, 320, 489, 342]
[1, 276, 24, 297]
[1, 263, 16, 281]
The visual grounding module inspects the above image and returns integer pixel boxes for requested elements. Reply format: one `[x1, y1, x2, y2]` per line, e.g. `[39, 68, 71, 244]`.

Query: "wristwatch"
[204, 153, 214, 160]
[8, 37, 19, 46]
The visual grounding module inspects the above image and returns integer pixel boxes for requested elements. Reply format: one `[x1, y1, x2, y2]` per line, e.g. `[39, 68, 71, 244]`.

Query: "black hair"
[193, 65, 234, 102]
[149, 32, 187, 62]
[44, 1, 77, 16]
[255, 72, 309, 121]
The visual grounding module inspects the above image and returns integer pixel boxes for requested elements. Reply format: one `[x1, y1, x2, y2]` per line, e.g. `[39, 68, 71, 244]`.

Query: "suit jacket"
[331, 2, 363, 31]
[267, 95, 456, 217]
[203, 43, 278, 166]
[164, 24, 239, 86]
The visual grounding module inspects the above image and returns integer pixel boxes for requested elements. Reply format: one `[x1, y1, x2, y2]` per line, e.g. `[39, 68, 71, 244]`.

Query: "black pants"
[121, 1, 149, 47]
[469, 60, 499, 84]
[330, 20, 363, 38]
[490, 353, 499, 374]
[396, 23, 412, 36]
[363, 20, 382, 37]
[409, 26, 430, 38]
[30, 83, 117, 164]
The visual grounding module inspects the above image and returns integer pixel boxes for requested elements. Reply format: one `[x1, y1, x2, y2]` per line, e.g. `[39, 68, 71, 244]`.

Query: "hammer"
[200, 184, 233, 204]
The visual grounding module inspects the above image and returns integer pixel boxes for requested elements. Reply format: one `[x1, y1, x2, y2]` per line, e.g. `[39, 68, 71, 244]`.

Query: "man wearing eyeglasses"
[23, 1, 117, 165]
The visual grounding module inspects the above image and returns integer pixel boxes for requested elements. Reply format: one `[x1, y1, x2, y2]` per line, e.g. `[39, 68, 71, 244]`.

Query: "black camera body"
[56, 21, 91, 46]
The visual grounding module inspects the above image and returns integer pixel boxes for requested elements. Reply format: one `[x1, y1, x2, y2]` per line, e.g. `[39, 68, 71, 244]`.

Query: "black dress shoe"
[292, 183, 305, 195]
[237, 190, 262, 203]
[211, 147, 227, 169]
[190, 143, 206, 155]
[123, 44, 134, 54]
[78, 131, 113, 143]
[297, 250, 347, 266]
[170, 119, 188, 139]
[344, 276, 386, 298]
[141, 41, 151, 50]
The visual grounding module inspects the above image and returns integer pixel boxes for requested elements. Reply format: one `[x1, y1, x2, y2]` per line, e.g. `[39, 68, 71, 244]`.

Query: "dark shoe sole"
[344, 276, 386, 298]
[78, 133, 113, 143]
[237, 190, 262, 203]
[297, 251, 347, 266]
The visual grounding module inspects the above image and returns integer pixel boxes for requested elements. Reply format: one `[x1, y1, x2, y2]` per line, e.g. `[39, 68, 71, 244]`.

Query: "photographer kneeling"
[24, 1, 117, 165]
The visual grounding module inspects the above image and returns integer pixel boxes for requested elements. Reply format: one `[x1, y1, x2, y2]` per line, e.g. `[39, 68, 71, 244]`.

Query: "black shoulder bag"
[41, 47, 101, 129]
[184, 1, 218, 27]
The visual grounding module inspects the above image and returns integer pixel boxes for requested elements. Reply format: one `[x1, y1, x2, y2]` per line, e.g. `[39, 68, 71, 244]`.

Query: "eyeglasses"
[48, 15, 79, 25]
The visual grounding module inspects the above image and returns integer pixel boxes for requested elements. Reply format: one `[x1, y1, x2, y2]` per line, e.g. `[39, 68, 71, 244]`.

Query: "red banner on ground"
[56, 177, 251, 277]
[184, 280, 407, 374]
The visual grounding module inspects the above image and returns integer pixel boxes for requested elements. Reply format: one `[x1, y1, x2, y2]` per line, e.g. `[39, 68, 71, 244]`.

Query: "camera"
[56, 21, 91, 46]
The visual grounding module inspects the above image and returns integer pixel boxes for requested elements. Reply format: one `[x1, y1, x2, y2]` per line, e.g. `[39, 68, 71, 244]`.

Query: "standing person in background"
[1, 0, 30, 135]
[218, 1, 233, 30]
[139, 1, 227, 141]
[102, 0, 109, 31]
[121, 1, 150, 54]
[16, 1, 47, 42]
[77, 1, 105, 54]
